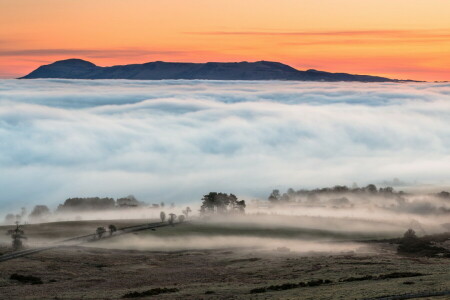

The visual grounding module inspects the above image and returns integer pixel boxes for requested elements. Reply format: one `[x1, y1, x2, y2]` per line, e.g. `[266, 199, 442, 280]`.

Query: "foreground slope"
[21, 59, 397, 82]
[0, 220, 449, 300]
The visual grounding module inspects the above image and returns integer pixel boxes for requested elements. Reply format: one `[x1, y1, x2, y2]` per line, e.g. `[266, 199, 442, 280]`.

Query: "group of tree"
[268, 185, 450, 205]
[55, 195, 146, 212]
[94, 225, 117, 239]
[267, 184, 406, 204]
[159, 206, 191, 225]
[199, 192, 246, 215]
[57, 197, 115, 212]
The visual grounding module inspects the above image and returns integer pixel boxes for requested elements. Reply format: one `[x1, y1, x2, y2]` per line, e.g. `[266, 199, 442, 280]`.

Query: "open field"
[0, 220, 449, 299]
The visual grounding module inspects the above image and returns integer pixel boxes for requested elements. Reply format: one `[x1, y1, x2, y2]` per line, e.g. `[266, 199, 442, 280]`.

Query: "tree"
[379, 187, 394, 194]
[160, 211, 166, 222]
[403, 228, 418, 240]
[182, 207, 192, 218]
[108, 224, 117, 236]
[200, 192, 245, 215]
[96, 227, 106, 239]
[268, 190, 281, 203]
[168, 213, 177, 226]
[365, 184, 377, 193]
[332, 185, 349, 193]
[200, 192, 230, 214]
[178, 215, 185, 223]
[117, 195, 140, 208]
[234, 200, 246, 214]
[28, 205, 51, 222]
[7, 222, 27, 251]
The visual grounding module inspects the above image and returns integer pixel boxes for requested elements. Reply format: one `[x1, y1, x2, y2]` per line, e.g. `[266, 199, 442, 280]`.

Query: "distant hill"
[20, 58, 398, 82]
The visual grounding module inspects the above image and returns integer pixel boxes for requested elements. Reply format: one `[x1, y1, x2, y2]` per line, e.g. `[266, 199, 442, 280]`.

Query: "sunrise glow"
[1, 0, 450, 81]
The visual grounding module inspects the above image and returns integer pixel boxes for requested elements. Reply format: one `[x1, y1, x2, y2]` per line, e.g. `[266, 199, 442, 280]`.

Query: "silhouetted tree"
[168, 213, 177, 226]
[403, 228, 418, 240]
[268, 189, 281, 203]
[96, 227, 106, 239]
[28, 205, 51, 222]
[200, 192, 245, 215]
[182, 207, 192, 218]
[117, 195, 140, 207]
[108, 224, 117, 236]
[178, 215, 185, 223]
[365, 184, 377, 193]
[160, 211, 166, 222]
[234, 200, 246, 214]
[332, 185, 349, 193]
[379, 187, 394, 194]
[7, 222, 26, 251]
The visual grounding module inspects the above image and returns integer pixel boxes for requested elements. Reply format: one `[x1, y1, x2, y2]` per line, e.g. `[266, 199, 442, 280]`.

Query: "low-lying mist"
[90, 234, 365, 254]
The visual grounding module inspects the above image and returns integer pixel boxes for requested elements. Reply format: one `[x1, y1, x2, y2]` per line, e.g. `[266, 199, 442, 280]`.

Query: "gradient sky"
[1, 0, 449, 81]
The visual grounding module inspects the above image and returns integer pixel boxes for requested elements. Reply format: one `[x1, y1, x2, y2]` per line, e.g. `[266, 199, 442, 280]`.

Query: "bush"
[250, 279, 332, 294]
[122, 288, 179, 298]
[10, 274, 43, 285]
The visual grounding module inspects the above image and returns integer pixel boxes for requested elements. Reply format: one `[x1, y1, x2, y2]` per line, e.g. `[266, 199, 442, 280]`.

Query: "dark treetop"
[21, 58, 398, 82]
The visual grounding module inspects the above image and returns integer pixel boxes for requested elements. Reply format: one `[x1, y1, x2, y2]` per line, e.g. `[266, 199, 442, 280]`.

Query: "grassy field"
[0, 219, 449, 299]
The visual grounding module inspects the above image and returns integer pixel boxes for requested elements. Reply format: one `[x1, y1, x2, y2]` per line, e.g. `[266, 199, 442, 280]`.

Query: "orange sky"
[1, 0, 449, 81]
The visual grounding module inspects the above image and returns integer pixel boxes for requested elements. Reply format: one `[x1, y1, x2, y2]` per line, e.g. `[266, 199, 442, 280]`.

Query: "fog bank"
[1, 80, 450, 211]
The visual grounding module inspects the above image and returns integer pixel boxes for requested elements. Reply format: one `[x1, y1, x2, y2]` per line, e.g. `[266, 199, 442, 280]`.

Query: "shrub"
[10, 274, 43, 285]
[122, 288, 179, 298]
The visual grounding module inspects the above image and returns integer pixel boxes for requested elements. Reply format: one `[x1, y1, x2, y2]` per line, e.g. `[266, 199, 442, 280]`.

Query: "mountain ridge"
[20, 58, 401, 82]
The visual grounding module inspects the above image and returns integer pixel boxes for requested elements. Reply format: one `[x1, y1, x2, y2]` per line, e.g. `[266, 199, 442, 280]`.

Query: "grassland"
[0, 220, 449, 299]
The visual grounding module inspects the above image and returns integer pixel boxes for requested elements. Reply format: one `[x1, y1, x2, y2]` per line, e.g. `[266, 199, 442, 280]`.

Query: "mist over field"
[1, 79, 450, 212]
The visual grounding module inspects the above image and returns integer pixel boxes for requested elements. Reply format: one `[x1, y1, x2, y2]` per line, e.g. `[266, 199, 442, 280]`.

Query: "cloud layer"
[0, 79, 449, 211]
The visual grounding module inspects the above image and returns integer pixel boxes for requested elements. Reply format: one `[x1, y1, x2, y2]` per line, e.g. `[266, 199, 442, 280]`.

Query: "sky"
[1, 79, 450, 212]
[1, 0, 450, 81]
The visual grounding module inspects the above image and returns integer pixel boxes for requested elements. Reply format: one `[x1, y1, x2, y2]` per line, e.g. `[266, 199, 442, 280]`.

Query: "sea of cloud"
[1, 79, 449, 212]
